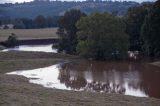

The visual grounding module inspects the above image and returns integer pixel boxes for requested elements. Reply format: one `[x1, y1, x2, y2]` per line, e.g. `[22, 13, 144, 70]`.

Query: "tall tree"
[57, 9, 86, 54]
[34, 15, 46, 28]
[5, 33, 18, 47]
[125, 4, 151, 51]
[47, 16, 54, 28]
[141, 0, 160, 57]
[76, 13, 129, 60]
[21, 18, 34, 29]
[13, 19, 25, 29]
[0, 20, 1, 26]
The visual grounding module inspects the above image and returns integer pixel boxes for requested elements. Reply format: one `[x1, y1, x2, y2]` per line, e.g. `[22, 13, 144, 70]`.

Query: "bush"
[3, 25, 9, 29]
[5, 33, 18, 47]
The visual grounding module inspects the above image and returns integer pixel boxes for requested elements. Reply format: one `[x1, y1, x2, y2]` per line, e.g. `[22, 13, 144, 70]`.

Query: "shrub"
[5, 33, 18, 47]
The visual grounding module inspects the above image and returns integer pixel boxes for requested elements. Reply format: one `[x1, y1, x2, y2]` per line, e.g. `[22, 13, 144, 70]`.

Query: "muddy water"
[7, 61, 160, 98]
[2, 44, 57, 53]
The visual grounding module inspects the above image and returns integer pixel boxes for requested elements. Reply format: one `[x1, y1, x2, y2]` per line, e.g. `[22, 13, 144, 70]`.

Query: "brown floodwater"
[7, 60, 160, 98]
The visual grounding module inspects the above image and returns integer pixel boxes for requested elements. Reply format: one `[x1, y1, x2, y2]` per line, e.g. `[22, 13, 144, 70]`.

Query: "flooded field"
[7, 61, 160, 99]
[1, 44, 57, 53]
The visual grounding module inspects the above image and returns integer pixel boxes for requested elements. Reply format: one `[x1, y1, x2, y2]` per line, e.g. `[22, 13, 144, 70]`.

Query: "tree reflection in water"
[57, 61, 147, 97]
[7, 60, 160, 98]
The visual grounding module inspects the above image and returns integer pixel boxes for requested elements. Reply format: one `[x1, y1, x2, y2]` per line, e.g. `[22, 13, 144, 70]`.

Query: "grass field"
[0, 28, 58, 42]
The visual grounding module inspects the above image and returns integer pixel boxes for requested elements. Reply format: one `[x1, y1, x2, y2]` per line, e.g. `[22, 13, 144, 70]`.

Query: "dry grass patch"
[0, 28, 58, 42]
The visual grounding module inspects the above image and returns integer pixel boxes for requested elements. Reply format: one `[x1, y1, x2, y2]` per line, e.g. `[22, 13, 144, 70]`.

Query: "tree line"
[0, 15, 59, 29]
[57, 10, 128, 60]
[126, 0, 160, 57]
[0, 0, 139, 19]
[57, 0, 160, 60]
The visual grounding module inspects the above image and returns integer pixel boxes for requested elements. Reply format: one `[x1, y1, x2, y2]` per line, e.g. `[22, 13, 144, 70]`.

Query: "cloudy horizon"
[0, 0, 156, 4]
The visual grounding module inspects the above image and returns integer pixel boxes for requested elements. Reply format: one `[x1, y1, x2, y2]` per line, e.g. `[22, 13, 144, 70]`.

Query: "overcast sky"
[0, 0, 156, 4]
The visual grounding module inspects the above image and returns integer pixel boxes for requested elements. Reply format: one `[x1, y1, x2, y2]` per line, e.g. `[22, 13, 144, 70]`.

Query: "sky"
[0, 0, 156, 4]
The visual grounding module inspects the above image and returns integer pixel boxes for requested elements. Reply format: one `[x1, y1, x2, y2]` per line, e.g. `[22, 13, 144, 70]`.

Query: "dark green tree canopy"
[125, 3, 151, 51]
[13, 19, 25, 29]
[76, 13, 129, 60]
[34, 15, 47, 28]
[57, 9, 86, 54]
[5, 33, 18, 47]
[141, 0, 160, 57]
[20, 18, 33, 29]
[0, 20, 1, 26]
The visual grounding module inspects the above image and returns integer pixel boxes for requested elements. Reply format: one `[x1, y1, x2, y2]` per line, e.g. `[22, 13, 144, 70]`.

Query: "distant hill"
[0, 1, 139, 19]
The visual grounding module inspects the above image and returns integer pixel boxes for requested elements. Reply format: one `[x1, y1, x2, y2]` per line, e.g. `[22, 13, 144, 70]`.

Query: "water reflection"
[2, 44, 57, 53]
[58, 62, 148, 97]
[6, 61, 160, 98]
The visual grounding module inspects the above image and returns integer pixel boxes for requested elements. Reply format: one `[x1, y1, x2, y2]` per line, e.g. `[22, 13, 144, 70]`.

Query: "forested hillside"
[0, 0, 139, 19]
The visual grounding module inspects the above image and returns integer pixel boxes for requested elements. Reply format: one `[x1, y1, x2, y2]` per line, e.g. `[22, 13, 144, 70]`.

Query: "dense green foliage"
[76, 13, 129, 60]
[0, 1, 139, 19]
[141, 0, 160, 57]
[34, 15, 47, 28]
[125, 3, 151, 51]
[5, 33, 18, 47]
[125, 0, 160, 57]
[57, 9, 86, 54]
[13, 19, 26, 29]
[0, 20, 1, 26]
